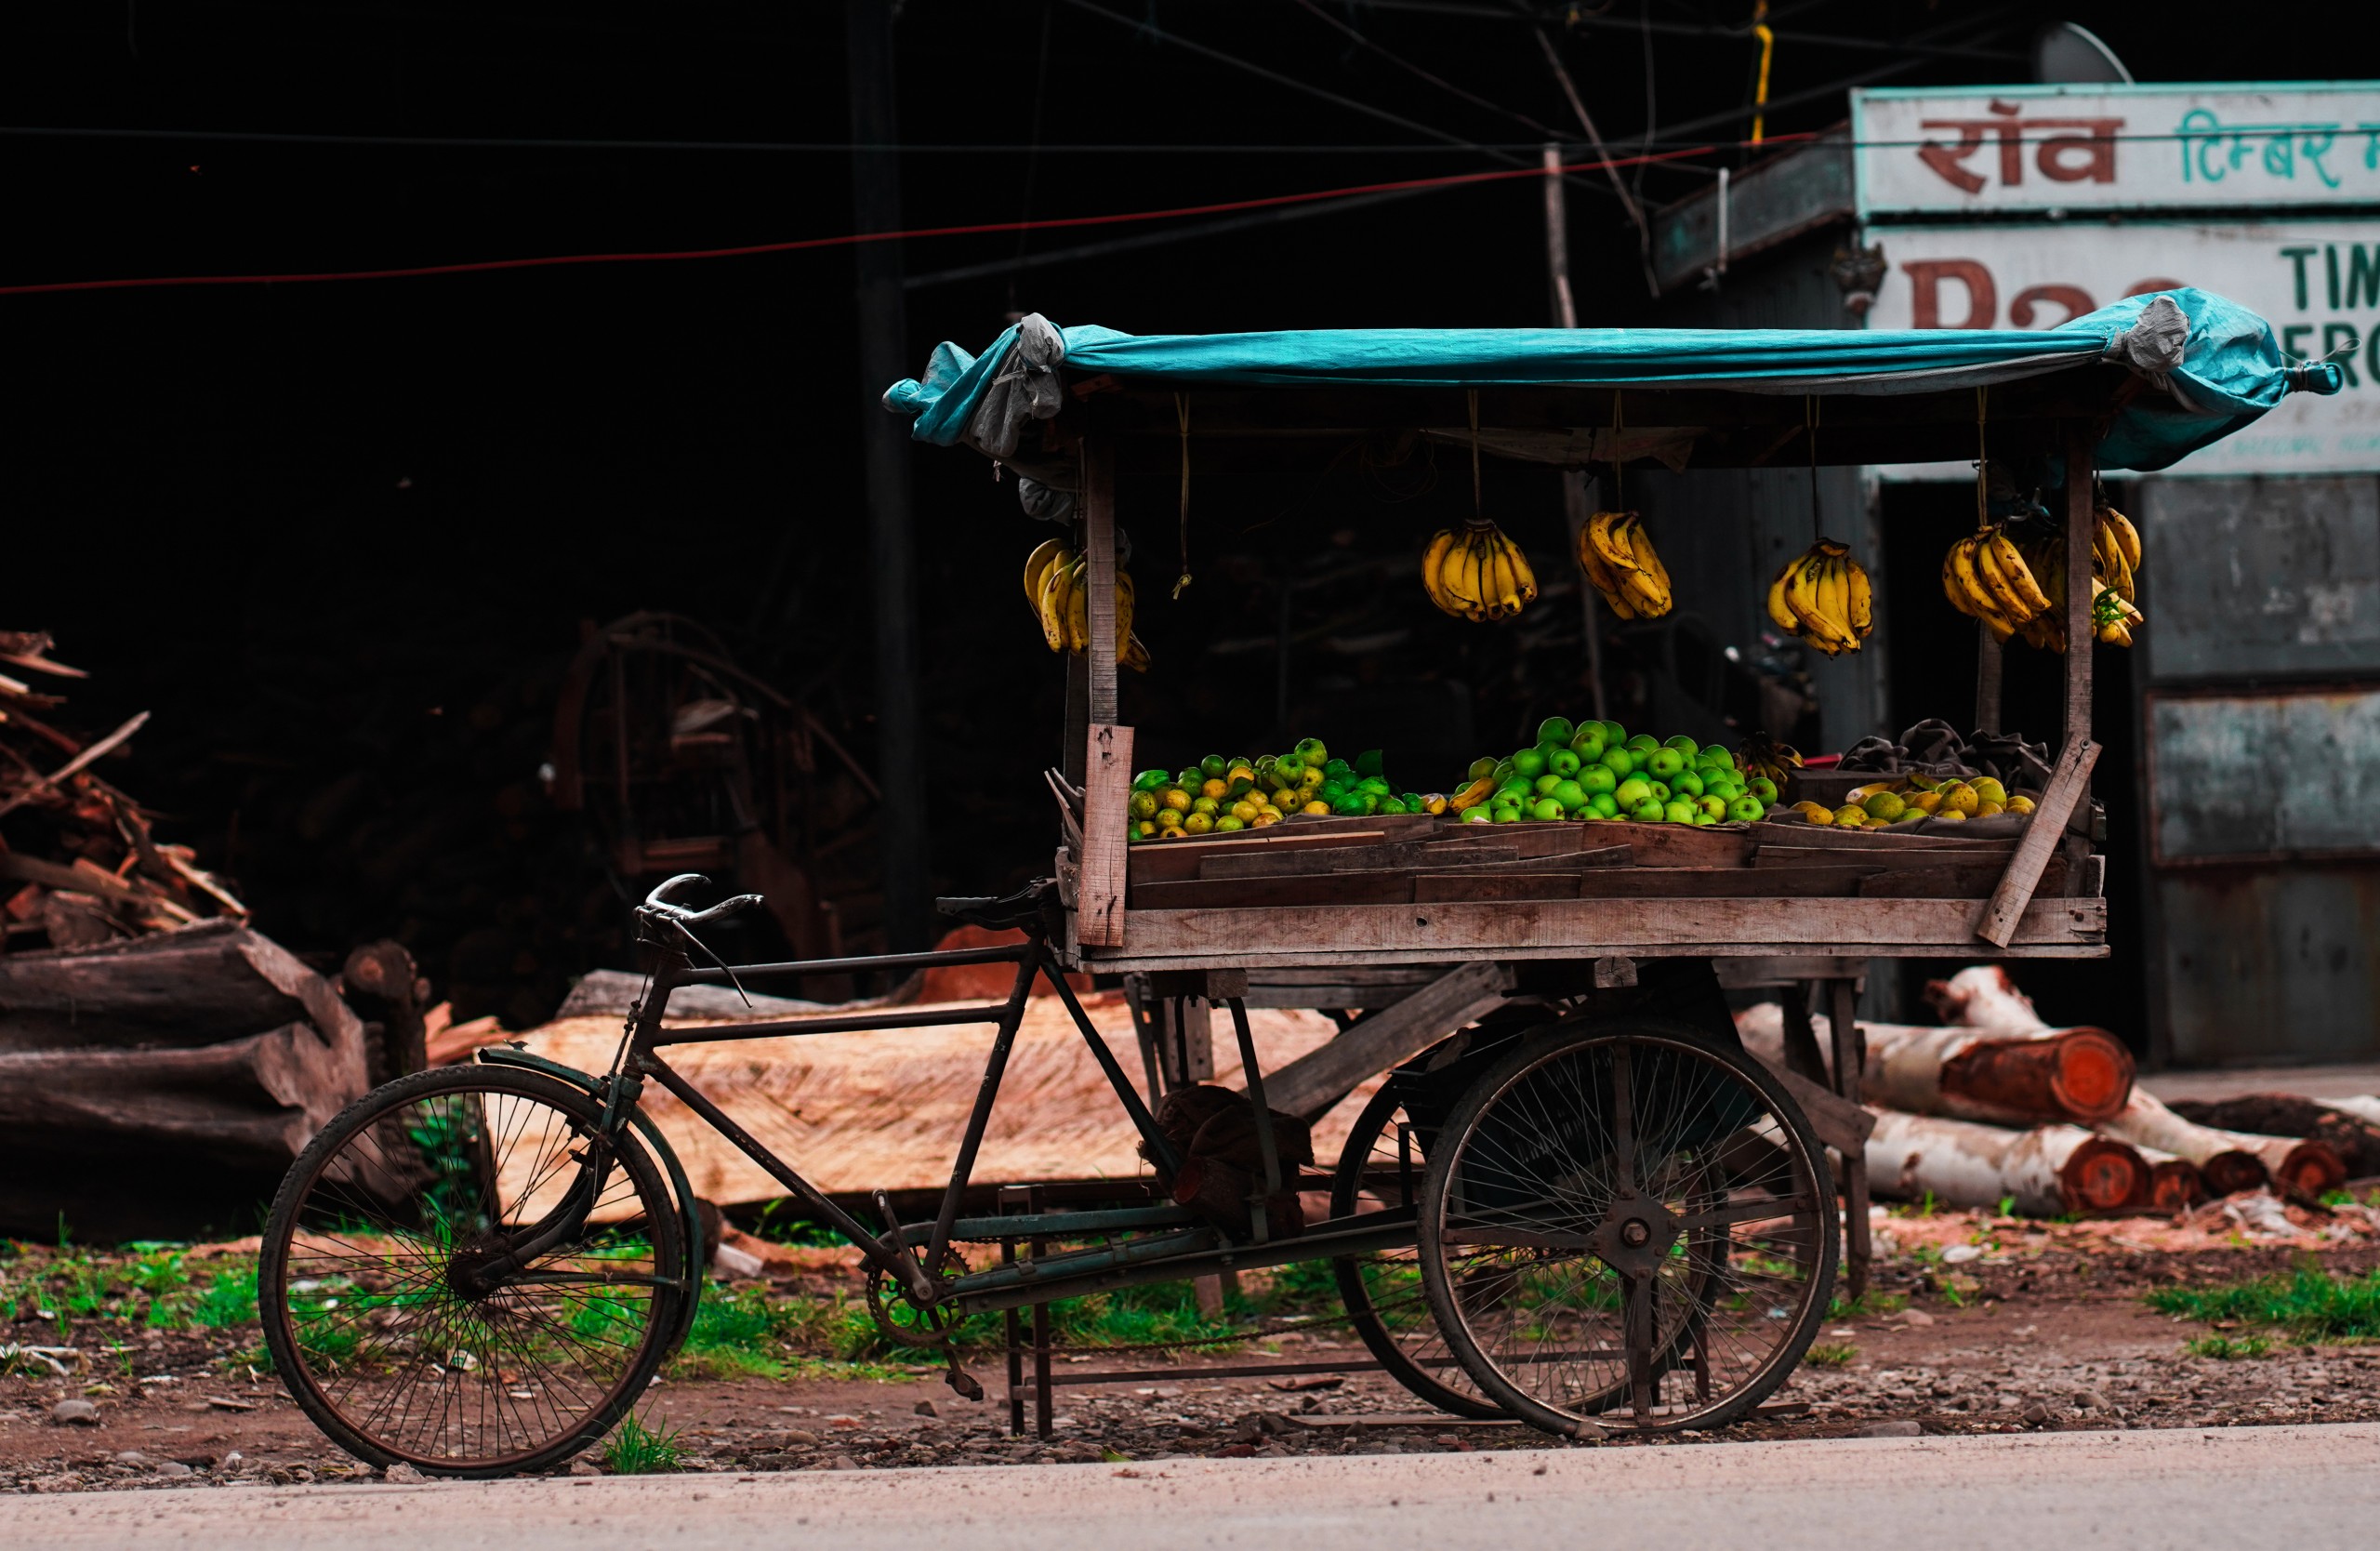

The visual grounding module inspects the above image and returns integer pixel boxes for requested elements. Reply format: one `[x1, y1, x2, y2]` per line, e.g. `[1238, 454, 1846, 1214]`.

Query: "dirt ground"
[7, 1194, 2380, 1491]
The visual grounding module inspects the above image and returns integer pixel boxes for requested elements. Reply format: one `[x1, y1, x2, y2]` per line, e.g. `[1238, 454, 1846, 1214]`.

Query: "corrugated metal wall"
[2135, 475, 2380, 1064]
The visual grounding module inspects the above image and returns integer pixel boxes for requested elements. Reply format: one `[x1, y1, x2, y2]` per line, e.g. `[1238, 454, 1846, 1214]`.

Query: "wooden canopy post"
[1973, 626, 2003, 735]
[2061, 418, 2096, 754]
[1077, 425, 1130, 948]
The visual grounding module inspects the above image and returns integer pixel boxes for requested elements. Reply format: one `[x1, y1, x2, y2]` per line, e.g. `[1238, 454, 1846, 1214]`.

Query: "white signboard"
[1854, 84, 2380, 218]
[1862, 219, 2380, 477]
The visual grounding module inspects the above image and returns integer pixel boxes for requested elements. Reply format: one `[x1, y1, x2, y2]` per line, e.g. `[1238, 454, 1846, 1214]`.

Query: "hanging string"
[1467, 389, 1484, 520]
[1172, 391, 1193, 598]
[1610, 389, 1624, 510]
[1805, 393, 1821, 541]
[1974, 385, 1990, 533]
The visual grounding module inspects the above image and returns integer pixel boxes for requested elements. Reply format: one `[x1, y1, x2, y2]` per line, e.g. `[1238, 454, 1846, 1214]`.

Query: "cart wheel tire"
[1418, 1016, 1837, 1435]
[1329, 1080, 1505, 1420]
[259, 1065, 689, 1478]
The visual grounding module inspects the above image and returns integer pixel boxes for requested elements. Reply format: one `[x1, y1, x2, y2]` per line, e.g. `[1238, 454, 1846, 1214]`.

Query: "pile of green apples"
[1450, 717, 1778, 826]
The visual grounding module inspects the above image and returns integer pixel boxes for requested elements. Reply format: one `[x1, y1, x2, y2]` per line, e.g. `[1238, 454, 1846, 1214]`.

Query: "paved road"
[8, 1424, 2379, 1551]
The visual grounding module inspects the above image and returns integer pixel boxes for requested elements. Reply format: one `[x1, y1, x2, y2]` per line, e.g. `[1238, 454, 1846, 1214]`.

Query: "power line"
[0, 124, 1632, 155]
[0, 141, 1723, 300]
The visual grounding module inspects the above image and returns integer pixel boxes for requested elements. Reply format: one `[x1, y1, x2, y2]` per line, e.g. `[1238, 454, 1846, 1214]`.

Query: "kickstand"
[943, 1349, 984, 1402]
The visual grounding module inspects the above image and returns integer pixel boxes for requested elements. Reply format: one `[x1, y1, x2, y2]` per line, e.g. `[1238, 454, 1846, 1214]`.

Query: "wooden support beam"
[1829, 975, 1871, 1301]
[2062, 419, 2096, 753]
[1077, 724, 1130, 948]
[1974, 623, 2003, 735]
[1259, 961, 1516, 1120]
[1975, 736, 2099, 948]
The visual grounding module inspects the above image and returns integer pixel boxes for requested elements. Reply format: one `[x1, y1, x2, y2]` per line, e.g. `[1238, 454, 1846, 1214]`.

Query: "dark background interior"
[0, 3, 2309, 1043]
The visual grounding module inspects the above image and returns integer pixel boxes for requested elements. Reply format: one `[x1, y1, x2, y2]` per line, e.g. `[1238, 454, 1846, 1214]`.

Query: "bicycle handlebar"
[639, 874, 764, 930]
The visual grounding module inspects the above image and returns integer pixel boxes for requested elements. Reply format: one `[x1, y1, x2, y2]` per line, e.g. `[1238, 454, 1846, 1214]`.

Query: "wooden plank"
[1096, 895, 2105, 964]
[1078, 723, 1132, 948]
[1083, 429, 1119, 728]
[1752, 826, 2018, 855]
[1587, 821, 1756, 867]
[1128, 829, 1394, 885]
[1420, 845, 1631, 875]
[1858, 855, 2066, 898]
[1578, 866, 1880, 899]
[2063, 419, 2096, 752]
[1712, 957, 1871, 988]
[1412, 824, 1587, 858]
[1769, 1064, 1875, 1156]
[1130, 872, 1416, 911]
[1261, 961, 1516, 1120]
[1976, 737, 2100, 948]
[1197, 839, 1522, 881]
[1412, 872, 1585, 903]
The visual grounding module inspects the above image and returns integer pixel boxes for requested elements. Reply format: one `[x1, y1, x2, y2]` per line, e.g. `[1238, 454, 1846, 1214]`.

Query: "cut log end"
[2043, 1028, 2135, 1123]
[2057, 1134, 2148, 1213]
[2199, 1151, 2269, 1198]
[2273, 1141, 2347, 1200]
[2145, 1160, 2205, 1213]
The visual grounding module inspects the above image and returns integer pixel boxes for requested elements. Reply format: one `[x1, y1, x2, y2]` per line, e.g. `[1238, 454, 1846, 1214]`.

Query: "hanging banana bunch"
[2088, 500, 2146, 647]
[1941, 524, 2056, 643]
[2013, 534, 2069, 654]
[1575, 510, 1673, 619]
[1422, 520, 1537, 622]
[1025, 537, 1150, 669]
[1765, 538, 1871, 656]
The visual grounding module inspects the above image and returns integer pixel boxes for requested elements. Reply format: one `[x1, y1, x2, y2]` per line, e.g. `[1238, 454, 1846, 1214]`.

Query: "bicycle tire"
[259, 1064, 688, 1478]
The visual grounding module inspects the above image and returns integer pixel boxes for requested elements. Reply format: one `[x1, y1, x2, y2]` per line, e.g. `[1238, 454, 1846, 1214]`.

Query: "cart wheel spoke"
[1417, 1017, 1839, 1436]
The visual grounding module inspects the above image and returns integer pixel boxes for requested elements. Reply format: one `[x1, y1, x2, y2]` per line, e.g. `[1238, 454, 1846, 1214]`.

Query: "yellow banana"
[1120, 630, 1151, 671]
[1115, 568, 1136, 651]
[1784, 551, 1825, 633]
[1972, 535, 2033, 622]
[1949, 537, 2004, 625]
[1987, 531, 2052, 616]
[1767, 562, 1801, 634]
[1024, 538, 1069, 618]
[1620, 520, 1673, 616]
[1038, 553, 1072, 652]
[1421, 529, 1459, 616]
[2103, 507, 2142, 572]
[1504, 533, 1539, 603]
[1493, 541, 1522, 616]
[1064, 558, 1090, 653]
[1941, 543, 1977, 619]
[1589, 510, 1640, 574]
[1846, 556, 1873, 638]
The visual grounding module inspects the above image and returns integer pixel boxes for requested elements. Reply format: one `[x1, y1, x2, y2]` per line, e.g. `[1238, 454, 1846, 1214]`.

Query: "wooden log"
[1866, 1111, 2148, 1216]
[1740, 1003, 2133, 1127]
[2134, 1147, 2206, 1212]
[2098, 1091, 2274, 1197]
[342, 940, 430, 1087]
[0, 919, 314, 1051]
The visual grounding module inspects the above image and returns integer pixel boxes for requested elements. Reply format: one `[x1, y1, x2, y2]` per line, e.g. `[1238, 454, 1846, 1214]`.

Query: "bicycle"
[258, 875, 1836, 1476]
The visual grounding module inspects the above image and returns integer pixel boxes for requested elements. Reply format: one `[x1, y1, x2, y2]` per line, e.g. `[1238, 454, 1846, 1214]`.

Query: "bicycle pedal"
[943, 1360, 985, 1402]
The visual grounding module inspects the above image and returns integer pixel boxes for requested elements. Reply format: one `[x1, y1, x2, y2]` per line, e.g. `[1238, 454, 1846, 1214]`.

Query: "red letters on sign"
[2008, 285, 2096, 328]
[1905, 260, 1997, 329]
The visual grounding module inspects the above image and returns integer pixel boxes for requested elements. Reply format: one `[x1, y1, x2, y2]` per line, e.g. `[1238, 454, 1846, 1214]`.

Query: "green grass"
[2182, 1333, 2271, 1360]
[2145, 1265, 2380, 1346]
[601, 1412, 684, 1475]
[192, 1266, 259, 1329]
[1827, 1291, 1908, 1320]
[1803, 1342, 1858, 1368]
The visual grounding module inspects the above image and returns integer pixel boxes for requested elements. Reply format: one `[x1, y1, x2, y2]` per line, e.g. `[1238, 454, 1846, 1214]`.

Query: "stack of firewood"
[1739, 967, 2370, 1217]
[0, 630, 247, 950]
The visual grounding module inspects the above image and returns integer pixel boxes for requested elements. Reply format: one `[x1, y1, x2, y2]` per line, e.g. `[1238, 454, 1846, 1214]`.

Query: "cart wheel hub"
[1589, 1189, 1682, 1277]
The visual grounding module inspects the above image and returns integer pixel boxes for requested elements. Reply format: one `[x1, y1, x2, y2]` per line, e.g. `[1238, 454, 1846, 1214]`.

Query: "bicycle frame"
[486, 917, 1420, 1324]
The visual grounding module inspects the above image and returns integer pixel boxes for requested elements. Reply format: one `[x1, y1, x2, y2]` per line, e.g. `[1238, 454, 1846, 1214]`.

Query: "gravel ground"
[7, 1205, 2379, 1491]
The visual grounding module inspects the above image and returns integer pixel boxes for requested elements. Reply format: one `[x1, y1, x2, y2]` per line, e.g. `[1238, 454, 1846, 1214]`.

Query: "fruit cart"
[255, 292, 2331, 1479]
[881, 289, 2334, 1419]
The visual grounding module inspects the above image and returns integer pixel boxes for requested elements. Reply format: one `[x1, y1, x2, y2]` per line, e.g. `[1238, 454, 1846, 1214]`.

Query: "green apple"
[1600, 747, 1636, 777]
[1671, 769, 1705, 798]
[1537, 716, 1575, 747]
[1590, 791, 1620, 818]
[1512, 747, 1547, 779]
[1615, 776, 1653, 809]
[1663, 799, 1697, 824]
[1727, 795, 1765, 823]
[1529, 796, 1566, 822]
[1748, 776, 1779, 803]
[1580, 765, 1617, 795]
[1647, 747, 1686, 779]
[1549, 748, 1582, 778]
[1630, 799, 1666, 822]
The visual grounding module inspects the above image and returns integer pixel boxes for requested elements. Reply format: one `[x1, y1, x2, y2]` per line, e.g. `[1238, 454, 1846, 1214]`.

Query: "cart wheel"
[1418, 1017, 1836, 1435]
[1329, 1080, 1503, 1419]
[258, 1066, 689, 1478]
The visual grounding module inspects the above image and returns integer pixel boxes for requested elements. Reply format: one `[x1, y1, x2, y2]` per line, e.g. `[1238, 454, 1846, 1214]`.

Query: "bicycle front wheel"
[258, 1065, 688, 1478]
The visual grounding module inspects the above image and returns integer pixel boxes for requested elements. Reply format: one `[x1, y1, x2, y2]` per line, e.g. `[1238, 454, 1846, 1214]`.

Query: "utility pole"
[1543, 143, 1608, 722]
[846, 0, 928, 951]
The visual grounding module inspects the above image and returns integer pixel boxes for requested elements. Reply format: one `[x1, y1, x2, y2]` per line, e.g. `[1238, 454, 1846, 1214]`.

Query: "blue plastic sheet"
[884, 288, 2337, 473]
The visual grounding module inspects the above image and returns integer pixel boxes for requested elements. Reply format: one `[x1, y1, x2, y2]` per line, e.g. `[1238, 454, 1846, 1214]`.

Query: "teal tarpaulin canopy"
[885, 288, 2337, 474]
